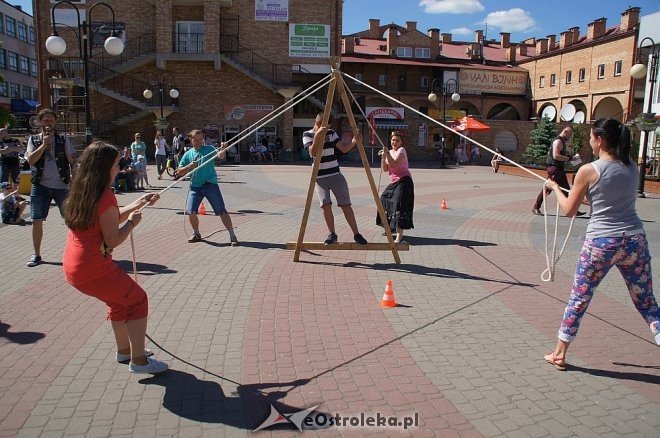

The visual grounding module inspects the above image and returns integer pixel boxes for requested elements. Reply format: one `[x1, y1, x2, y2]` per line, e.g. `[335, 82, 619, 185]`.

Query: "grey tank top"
[586, 159, 644, 238]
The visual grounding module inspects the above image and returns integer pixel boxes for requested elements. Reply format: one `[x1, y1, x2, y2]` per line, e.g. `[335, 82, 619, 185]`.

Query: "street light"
[45, 1, 125, 146]
[143, 73, 179, 130]
[428, 78, 460, 120]
[630, 36, 658, 198]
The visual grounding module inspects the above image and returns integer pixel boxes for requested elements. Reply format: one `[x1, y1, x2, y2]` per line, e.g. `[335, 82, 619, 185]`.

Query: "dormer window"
[415, 48, 430, 58]
[396, 47, 412, 58]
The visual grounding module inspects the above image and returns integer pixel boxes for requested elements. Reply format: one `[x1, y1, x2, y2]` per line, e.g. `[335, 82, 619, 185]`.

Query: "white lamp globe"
[451, 92, 461, 102]
[630, 63, 647, 80]
[427, 93, 437, 102]
[104, 36, 124, 56]
[143, 89, 153, 99]
[45, 35, 67, 56]
[169, 88, 179, 99]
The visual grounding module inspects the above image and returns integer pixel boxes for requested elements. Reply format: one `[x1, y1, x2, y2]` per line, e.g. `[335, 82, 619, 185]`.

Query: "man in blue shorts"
[176, 129, 238, 245]
[25, 109, 76, 267]
[303, 113, 367, 245]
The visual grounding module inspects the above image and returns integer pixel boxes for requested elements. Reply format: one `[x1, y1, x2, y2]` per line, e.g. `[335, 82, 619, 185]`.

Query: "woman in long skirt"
[376, 132, 414, 243]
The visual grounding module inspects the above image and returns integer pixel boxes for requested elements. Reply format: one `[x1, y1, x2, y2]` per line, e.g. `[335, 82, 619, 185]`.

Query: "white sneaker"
[128, 357, 169, 374]
[116, 349, 154, 363]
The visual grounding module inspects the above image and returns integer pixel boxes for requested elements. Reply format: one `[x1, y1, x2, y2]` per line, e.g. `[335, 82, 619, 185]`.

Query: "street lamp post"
[630, 36, 659, 198]
[143, 73, 179, 131]
[45, 1, 125, 146]
[428, 77, 460, 147]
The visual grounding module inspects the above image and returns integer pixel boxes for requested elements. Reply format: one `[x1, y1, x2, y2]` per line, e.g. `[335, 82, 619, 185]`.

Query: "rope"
[539, 183, 577, 282]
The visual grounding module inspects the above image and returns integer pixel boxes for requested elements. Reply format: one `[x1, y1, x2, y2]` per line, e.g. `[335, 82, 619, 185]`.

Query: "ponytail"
[591, 118, 632, 165]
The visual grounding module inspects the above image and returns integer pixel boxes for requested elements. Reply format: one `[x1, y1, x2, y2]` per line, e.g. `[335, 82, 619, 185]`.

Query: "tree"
[522, 117, 557, 166]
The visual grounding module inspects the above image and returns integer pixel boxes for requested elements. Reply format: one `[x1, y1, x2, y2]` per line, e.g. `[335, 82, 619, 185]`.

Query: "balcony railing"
[176, 32, 204, 54]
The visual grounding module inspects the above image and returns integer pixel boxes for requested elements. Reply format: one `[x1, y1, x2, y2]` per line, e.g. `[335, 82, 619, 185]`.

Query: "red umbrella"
[456, 116, 491, 132]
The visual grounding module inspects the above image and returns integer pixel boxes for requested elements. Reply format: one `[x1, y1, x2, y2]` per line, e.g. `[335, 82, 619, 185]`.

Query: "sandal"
[544, 352, 566, 371]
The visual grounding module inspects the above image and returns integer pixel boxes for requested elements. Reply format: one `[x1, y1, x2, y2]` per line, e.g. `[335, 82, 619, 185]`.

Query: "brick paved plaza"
[0, 163, 658, 437]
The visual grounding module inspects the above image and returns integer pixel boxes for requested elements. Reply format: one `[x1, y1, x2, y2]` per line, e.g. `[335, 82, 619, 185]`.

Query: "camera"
[43, 126, 51, 135]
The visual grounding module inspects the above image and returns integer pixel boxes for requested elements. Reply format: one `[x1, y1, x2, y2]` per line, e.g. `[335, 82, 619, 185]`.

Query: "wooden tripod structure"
[290, 61, 406, 264]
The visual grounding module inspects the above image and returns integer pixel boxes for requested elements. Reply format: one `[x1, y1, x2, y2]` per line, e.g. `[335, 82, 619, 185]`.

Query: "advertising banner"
[289, 24, 330, 58]
[459, 69, 527, 95]
[255, 0, 288, 22]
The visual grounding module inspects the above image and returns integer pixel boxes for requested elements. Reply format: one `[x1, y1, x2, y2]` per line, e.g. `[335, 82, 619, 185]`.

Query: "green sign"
[289, 23, 330, 58]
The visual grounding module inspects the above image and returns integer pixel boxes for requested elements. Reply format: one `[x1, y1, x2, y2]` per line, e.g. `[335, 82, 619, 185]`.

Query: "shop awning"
[374, 119, 408, 129]
[11, 99, 38, 113]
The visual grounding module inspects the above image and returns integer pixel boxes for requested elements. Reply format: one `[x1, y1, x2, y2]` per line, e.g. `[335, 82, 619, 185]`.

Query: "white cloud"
[449, 27, 473, 36]
[483, 8, 536, 32]
[419, 0, 485, 14]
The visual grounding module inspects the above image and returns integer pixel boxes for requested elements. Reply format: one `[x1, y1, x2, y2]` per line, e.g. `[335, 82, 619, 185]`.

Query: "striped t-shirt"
[302, 128, 340, 178]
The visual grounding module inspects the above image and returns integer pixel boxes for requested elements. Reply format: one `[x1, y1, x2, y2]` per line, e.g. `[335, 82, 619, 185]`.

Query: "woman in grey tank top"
[543, 118, 659, 370]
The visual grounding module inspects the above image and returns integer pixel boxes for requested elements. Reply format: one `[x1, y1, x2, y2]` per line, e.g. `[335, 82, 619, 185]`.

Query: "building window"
[566, 71, 572, 84]
[396, 47, 412, 58]
[29, 26, 34, 44]
[0, 49, 5, 70]
[5, 17, 16, 38]
[415, 47, 430, 58]
[539, 76, 545, 88]
[550, 74, 556, 86]
[19, 55, 29, 75]
[21, 85, 31, 99]
[614, 60, 622, 76]
[32, 87, 38, 100]
[579, 68, 586, 82]
[0, 82, 7, 97]
[378, 74, 387, 86]
[9, 83, 19, 98]
[17, 22, 27, 42]
[7, 52, 18, 72]
[0, 13, 4, 34]
[421, 76, 429, 88]
[30, 59, 37, 77]
[354, 72, 362, 81]
[597, 64, 605, 79]
[176, 22, 204, 53]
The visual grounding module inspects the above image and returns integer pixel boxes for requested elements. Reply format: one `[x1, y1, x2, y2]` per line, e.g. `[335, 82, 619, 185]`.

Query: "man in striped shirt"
[303, 113, 368, 246]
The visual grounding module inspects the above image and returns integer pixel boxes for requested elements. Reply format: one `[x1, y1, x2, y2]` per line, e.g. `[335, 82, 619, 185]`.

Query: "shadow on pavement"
[0, 321, 45, 344]
[567, 364, 660, 384]
[232, 209, 283, 216]
[139, 371, 325, 430]
[203, 240, 286, 250]
[114, 260, 177, 276]
[404, 236, 497, 248]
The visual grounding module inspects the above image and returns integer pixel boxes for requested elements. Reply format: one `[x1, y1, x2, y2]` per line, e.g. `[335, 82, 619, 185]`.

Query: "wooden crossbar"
[287, 242, 410, 251]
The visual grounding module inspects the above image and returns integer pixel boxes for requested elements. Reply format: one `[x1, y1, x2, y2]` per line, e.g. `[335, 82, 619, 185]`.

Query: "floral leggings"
[558, 233, 659, 343]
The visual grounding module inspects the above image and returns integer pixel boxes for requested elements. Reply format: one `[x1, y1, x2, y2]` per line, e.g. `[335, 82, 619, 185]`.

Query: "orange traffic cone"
[440, 197, 448, 210]
[380, 280, 397, 308]
[198, 202, 207, 215]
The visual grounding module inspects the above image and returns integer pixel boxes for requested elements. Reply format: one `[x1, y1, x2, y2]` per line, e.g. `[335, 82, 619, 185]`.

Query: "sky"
[12, 0, 660, 43]
[343, 0, 660, 42]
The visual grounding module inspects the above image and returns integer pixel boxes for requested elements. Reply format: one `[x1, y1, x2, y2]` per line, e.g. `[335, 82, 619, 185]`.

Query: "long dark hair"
[65, 142, 119, 230]
[591, 118, 632, 165]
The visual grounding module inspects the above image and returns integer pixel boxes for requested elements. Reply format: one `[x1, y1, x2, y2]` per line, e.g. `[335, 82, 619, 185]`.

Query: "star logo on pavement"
[253, 404, 320, 432]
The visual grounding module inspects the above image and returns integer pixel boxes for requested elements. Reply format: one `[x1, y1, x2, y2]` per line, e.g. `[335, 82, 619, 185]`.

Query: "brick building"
[518, 7, 641, 125]
[0, 0, 38, 130]
[341, 19, 532, 161]
[34, 0, 342, 158]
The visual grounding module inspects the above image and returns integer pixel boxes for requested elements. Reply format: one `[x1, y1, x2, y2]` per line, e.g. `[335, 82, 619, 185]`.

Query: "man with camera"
[24, 109, 76, 267]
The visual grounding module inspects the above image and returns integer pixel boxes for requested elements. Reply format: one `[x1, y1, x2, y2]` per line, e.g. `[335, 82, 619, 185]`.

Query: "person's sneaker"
[230, 236, 239, 246]
[188, 233, 202, 243]
[128, 357, 169, 374]
[354, 233, 368, 245]
[532, 208, 542, 216]
[26, 255, 42, 267]
[116, 349, 154, 363]
[323, 232, 338, 245]
[651, 322, 660, 346]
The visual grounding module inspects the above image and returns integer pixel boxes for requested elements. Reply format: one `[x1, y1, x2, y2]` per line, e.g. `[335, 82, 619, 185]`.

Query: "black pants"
[534, 165, 570, 209]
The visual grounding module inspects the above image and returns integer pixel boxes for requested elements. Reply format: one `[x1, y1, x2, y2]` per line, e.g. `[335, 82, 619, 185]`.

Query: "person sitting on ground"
[0, 181, 27, 225]
[62, 142, 168, 375]
[303, 113, 367, 246]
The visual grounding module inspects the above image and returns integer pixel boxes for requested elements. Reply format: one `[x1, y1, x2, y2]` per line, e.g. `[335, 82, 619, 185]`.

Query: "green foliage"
[570, 123, 585, 155]
[522, 117, 557, 166]
[0, 107, 15, 128]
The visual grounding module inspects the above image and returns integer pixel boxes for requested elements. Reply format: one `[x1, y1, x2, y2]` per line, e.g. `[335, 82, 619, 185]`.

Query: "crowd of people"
[3, 109, 658, 377]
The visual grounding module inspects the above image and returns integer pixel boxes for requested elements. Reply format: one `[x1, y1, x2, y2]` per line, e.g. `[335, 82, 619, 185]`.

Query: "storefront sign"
[428, 108, 465, 121]
[224, 104, 276, 122]
[255, 0, 288, 21]
[459, 69, 527, 95]
[365, 107, 405, 119]
[289, 24, 330, 58]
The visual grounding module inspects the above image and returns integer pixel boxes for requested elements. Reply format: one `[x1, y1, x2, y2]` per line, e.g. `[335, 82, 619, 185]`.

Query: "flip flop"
[544, 352, 566, 371]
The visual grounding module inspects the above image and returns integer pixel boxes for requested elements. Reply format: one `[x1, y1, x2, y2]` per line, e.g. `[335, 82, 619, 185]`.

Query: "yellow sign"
[428, 108, 466, 121]
[459, 68, 527, 95]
